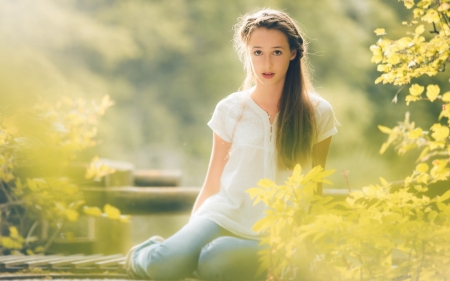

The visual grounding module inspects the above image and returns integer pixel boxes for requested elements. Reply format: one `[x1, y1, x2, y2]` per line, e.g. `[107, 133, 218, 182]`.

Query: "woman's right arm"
[191, 132, 231, 214]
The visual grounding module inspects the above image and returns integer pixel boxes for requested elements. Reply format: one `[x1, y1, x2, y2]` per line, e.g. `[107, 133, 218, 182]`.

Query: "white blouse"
[191, 90, 338, 239]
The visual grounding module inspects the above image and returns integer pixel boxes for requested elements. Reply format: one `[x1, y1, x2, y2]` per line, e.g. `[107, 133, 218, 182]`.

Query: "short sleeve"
[207, 98, 233, 143]
[313, 95, 338, 143]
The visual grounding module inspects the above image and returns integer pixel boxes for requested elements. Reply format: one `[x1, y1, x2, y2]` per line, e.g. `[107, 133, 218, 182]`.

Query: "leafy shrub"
[248, 165, 450, 280]
[0, 95, 127, 255]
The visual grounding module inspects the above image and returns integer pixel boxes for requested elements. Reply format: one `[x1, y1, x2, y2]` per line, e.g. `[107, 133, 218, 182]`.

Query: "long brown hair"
[233, 8, 317, 169]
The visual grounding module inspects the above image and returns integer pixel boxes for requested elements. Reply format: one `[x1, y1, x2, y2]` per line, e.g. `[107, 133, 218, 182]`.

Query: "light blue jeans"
[131, 217, 266, 280]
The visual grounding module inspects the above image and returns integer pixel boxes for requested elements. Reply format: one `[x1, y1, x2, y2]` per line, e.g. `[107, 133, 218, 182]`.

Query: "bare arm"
[192, 133, 231, 214]
[312, 136, 332, 195]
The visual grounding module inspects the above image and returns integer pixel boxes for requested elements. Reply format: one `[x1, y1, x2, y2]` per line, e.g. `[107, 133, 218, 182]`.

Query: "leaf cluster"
[373, 1, 450, 168]
[371, 0, 450, 85]
[248, 165, 450, 280]
[0, 95, 125, 255]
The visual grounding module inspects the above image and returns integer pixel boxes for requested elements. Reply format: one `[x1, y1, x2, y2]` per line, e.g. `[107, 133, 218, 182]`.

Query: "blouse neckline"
[245, 90, 279, 125]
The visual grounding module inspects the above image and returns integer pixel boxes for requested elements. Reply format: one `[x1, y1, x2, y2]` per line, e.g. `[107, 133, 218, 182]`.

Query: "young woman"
[126, 8, 337, 281]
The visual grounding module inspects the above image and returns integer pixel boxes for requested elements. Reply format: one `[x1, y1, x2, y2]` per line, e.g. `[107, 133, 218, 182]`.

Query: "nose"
[263, 54, 272, 68]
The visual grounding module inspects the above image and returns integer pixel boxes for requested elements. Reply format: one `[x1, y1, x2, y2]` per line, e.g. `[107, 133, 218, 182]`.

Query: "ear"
[290, 49, 297, 60]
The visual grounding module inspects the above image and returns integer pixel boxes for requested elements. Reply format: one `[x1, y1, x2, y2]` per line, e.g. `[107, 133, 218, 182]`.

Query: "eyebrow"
[252, 46, 285, 49]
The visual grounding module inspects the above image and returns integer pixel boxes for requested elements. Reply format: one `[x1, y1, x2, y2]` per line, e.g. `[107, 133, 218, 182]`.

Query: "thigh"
[197, 236, 267, 281]
[134, 217, 227, 279]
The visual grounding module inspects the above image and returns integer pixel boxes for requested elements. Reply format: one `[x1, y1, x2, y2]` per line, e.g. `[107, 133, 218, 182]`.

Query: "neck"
[251, 81, 284, 109]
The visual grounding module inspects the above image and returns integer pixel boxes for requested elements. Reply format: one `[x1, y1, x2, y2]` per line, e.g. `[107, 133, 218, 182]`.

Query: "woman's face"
[247, 28, 296, 89]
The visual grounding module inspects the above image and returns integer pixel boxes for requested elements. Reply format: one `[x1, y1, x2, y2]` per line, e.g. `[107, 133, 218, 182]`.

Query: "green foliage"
[371, 0, 450, 86]
[248, 165, 450, 280]
[0, 95, 126, 255]
[373, 0, 450, 167]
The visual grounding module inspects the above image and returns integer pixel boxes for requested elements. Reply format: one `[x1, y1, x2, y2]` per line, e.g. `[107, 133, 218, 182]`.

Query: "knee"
[197, 237, 264, 281]
[142, 244, 195, 280]
[197, 241, 229, 281]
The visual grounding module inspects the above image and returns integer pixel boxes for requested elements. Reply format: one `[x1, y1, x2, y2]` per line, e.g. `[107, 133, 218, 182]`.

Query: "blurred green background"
[0, 0, 431, 190]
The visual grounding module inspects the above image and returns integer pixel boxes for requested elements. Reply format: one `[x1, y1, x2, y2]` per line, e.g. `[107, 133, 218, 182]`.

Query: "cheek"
[276, 57, 291, 70]
[249, 57, 261, 70]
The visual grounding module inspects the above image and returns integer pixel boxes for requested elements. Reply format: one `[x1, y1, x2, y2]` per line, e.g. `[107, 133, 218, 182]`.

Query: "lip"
[262, 73, 274, 79]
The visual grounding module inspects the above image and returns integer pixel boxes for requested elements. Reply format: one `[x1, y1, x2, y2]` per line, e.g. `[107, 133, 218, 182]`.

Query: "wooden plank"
[0, 255, 38, 262]
[25, 254, 76, 269]
[2, 255, 53, 268]
[71, 254, 122, 269]
[95, 256, 126, 269]
[49, 254, 102, 269]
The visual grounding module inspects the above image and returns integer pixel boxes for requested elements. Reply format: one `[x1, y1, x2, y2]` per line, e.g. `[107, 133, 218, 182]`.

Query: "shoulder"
[214, 90, 247, 112]
[308, 92, 334, 116]
[218, 91, 247, 106]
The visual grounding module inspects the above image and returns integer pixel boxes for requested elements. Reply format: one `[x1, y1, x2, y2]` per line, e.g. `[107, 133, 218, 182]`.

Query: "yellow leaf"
[437, 189, 450, 202]
[387, 54, 400, 65]
[415, 24, 425, 35]
[65, 209, 79, 221]
[379, 177, 388, 187]
[377, 64, 388, 72]
[426, 84, 440, 102]
[403, 0, 415, 9]
[374, 76, 384, 84]
[442, 92, 450, 102]
[429, 141, 445, 150]
[258, 178, 276, 188]
[9, 226, 19, 239]
[397, 37, 413, 49]
[1, 237, 22, 249]
[252, 218, 271, 233]
[292, 164, 302, 177]
[408, 127, 423, 139]
[422, 9, 440, 23]
[438, 3, 450, 12]
[371, 54, 383, 64]
[83, 206, 102, 217]
[405, 95, 421, 105]
[416, 173, 429, 184]
[319, 169, 336, 178]
[378, 125, 392, 134]
[432, 159, 447, 171]
[416, 163, 429, 173]
[431, 123, 449, 141]
[104, 204, 121, 220]
[409, 84, 424, 96]
[34, 246, 44, 253]
[413, 8, 424, 18]
[349, 190, 364, 199]
[379, 142, 389, 154]
[374, 28, 386, 36]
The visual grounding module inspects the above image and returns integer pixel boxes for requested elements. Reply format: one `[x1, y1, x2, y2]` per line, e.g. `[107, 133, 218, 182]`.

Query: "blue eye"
[254, 50, 262, 56]
[274, 50, 282, 56]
